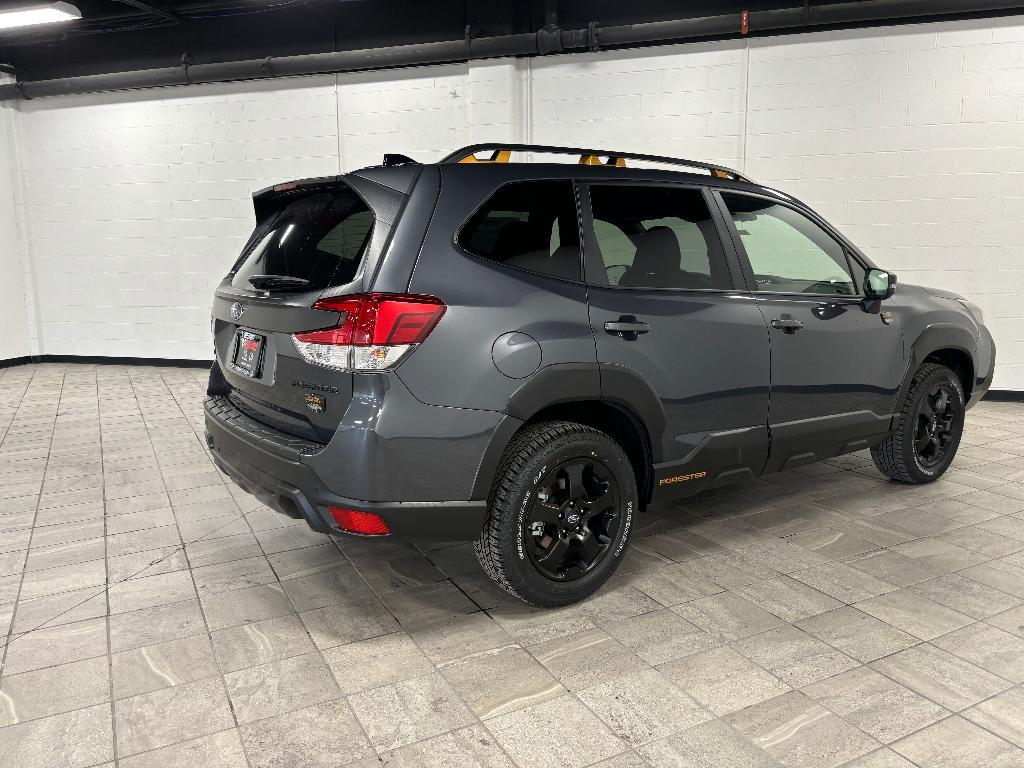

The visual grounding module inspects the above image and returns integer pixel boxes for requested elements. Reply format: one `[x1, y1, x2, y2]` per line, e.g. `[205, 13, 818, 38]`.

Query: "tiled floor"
[1, 363, 1024, 768]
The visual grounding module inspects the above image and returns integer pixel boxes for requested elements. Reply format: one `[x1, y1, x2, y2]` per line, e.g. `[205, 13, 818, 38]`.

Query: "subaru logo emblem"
[566, 513, 580, 525]
[230, 302, 244, 321]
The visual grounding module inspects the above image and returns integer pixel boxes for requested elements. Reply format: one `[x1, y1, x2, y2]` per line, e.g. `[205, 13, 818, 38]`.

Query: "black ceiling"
[0, 0, 1018, 82]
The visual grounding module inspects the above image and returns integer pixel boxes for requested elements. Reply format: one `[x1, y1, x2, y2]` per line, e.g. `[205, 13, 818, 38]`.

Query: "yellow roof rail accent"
[579, 154, 625, 167]
[458, 149, 511, 163]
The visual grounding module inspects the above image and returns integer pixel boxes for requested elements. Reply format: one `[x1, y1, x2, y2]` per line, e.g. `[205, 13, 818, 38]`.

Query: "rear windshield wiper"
[248, 274, 311, 291]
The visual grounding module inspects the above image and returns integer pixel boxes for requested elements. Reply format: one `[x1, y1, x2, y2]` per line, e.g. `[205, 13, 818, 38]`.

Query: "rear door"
[212, 180, 396, 443]
[580, 182, 771, 497]
[715, 190, 904, 472]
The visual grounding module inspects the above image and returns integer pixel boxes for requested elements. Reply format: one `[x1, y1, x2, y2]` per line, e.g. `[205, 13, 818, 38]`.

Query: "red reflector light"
[329, 507, 391, 535]
[300, 293, 445, 346]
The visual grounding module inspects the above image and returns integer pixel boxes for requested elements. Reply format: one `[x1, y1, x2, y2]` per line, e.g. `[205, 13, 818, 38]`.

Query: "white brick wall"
[7, 15, 1024, 387]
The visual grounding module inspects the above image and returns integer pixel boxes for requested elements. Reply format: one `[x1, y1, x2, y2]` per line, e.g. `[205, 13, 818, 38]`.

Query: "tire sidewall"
[902, 367, 965, 482]
[497, 430, 636, 605]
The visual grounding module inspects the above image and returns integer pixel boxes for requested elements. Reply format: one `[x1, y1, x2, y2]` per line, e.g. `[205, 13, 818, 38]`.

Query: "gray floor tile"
[529, 627, 648, 692]
[726, 691, 880, 768]
[298, 594, 399, 650]
[111, 633, 219, 699]
[2, 617, 107, 678]
[223, 651, 339, 724]
[639, 719, 783, 766]
[577, 668, 713, 746]
[117, 729, 248, 768]
[659, 646, 791, 716]
[931, 622, 1024, 683]
[0, 703, 113, 768]
[348, 671, 476, 752]
[854, 589, 974, 640]
[892, 715, 1024, 768]
[603, 608, 720, 665]
[871, 644, 1012, 710]
[733, 625, 859, 687]
[911, 573, 1023, 619]
[114, 677, 235, 757]
[107, 598, 206, 652]
[795, 607, 917, 663]
[238, 699, 373, 768]
[200, 582, 295, 631]
[323, 631, 432, 694]
[441, 645, 563, 719]
[408, 611, 514, 665]
[846, 549, 944, 587]
[211, 613, 315, 673]
[732, 575, 844, 623]
[0, 655, 110, 725]
[487, 692, 626, 768]
[803, 666, 946, 744]
[671, 591, 786, 641]
[790, 562, 896, 603]
[963, 687, 1024, 749]
[958, 560, 1024, 599]
[376, 724, 516, 768]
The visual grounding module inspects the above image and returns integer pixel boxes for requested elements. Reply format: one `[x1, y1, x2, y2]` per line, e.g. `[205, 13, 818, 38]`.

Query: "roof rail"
[440, 143, 752, 183]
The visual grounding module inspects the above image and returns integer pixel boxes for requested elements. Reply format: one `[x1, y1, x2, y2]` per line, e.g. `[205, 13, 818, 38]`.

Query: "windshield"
[231, 188, 374, 291]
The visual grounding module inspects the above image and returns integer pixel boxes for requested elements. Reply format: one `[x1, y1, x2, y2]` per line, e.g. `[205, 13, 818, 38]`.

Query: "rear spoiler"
[252, 175, 344, 221]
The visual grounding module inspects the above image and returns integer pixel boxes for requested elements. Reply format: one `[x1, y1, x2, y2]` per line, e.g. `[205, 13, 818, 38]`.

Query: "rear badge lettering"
[304, 393, 327, 413]
[659, 471, 707, 486]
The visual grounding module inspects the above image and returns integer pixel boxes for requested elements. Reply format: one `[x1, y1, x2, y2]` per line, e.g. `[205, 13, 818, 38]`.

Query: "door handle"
[604, 316, 650, 340]
[771, 316, 804, 333]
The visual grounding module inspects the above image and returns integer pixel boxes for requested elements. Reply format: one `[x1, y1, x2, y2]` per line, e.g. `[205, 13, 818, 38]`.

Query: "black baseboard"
[983, 390, 1024, 403]
[0, 355, 32, 370]
[0, 354, 214, 370]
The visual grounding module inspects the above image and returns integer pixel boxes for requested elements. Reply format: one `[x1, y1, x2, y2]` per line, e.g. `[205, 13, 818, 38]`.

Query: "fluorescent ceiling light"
[0, 2, 81, 30]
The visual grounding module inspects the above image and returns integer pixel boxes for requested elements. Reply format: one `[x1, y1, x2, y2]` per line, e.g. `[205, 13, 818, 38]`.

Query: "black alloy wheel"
[913, 383, 958, 469]
[525, 458, 621, 581]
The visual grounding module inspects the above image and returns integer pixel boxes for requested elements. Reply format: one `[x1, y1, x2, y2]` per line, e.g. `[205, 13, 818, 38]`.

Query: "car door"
[715, 190, 905, 473]
[580, 181, 771, 499]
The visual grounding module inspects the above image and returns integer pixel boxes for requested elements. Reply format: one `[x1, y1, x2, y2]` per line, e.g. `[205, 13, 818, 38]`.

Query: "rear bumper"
[204, 395, 487, 540]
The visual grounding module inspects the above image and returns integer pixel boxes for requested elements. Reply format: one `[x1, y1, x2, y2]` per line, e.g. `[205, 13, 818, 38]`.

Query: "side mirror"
[864, 268, 896, 300]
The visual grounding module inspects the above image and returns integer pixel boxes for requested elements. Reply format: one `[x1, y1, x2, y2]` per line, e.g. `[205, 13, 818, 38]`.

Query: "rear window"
[457, 180, 581, 281]
[231, 188, 374, 291]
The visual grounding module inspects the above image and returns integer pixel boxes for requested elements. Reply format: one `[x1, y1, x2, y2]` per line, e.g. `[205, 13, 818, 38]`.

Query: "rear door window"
[585, 185, 733, 290]
[231, 189, 374, 291]
[457, 180, 582, 281]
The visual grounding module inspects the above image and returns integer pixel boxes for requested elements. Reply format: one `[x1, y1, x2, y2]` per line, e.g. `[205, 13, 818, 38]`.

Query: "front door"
[716, 190, 905, 472]
[580, 182, 771, 499]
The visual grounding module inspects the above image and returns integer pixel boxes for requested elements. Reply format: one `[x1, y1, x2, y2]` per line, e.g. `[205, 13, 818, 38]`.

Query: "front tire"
[474, 421, 637, 607]
[871, 362, 965, 484]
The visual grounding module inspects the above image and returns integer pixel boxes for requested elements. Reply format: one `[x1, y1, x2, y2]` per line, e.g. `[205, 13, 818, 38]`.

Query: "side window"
[458, 181, 581, 281]
[721, 193, 856, 296]
[586, 185, 733, 290]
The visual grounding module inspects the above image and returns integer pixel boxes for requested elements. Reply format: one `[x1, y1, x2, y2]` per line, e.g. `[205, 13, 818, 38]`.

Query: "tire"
[474, 420, 637, 607]
[871, 362, 965, 484]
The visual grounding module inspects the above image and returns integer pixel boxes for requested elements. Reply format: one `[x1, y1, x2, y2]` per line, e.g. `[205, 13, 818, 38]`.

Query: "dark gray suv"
[204, 143, 996, 606]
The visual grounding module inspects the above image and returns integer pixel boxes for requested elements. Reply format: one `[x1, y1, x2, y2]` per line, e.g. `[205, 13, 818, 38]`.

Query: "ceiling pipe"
[3, 0, 1024, 100]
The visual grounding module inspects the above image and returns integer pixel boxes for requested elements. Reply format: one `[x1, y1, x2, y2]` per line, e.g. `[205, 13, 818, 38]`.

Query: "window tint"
[721, 193, 856, 296]
[232, 189, 374, 291]
[458, 181, 581, 281]
[586, 185, 732, 290]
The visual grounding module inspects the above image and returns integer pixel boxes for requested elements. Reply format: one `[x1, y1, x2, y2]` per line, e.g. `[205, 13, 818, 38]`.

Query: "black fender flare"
[896, 323, 978, 406]
[469, 362, 665, 500]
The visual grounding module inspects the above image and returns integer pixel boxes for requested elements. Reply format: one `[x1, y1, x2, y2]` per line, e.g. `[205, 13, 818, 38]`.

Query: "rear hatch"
[211, 173, 410, 443]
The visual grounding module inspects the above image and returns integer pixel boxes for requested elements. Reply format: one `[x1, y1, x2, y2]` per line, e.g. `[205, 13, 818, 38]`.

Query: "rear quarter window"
[457, 180, 582, 281]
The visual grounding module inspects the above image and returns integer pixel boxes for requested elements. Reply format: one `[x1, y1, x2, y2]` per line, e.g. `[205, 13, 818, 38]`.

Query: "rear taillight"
[292, 293, 445, 371]
[329, 506, 391, 535]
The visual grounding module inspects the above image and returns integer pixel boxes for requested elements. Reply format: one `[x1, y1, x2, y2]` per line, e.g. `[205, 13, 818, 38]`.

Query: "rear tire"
[871, 363, 965, 484]
[474, 421, 636, 607]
